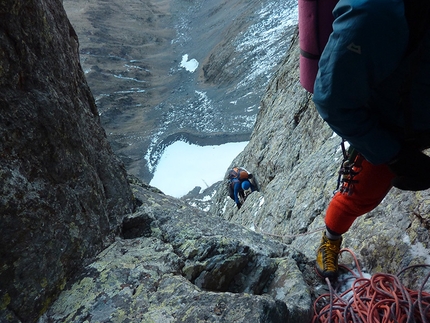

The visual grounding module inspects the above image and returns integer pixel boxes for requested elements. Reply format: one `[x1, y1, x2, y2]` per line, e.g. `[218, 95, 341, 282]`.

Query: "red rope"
[312, 248, 430, 323]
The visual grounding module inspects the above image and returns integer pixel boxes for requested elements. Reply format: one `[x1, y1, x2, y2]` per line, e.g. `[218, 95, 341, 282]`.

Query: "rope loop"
[312, 248, 430, 323]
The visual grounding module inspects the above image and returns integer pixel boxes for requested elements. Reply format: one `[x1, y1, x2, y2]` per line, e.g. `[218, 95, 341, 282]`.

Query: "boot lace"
[320, 240, 340, 271]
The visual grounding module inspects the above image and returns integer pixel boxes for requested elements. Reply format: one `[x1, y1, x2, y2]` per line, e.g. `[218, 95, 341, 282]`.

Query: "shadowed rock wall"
[0, 1, 134, 321]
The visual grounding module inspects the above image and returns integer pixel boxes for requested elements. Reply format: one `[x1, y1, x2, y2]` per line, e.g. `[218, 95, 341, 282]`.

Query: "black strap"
[403, 0, 430, 56]
[398, 0, 430, 137]
[300, 49, 321, 60]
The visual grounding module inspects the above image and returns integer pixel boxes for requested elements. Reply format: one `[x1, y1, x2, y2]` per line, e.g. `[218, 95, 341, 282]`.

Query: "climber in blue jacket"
[312, 0, 430, 279]
[229, 178, 252, 209]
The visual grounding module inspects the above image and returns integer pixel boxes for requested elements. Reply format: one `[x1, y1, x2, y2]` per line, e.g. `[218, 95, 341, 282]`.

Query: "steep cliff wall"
[0, 1, 134, 322]
[211, 30, 430, 285]
[3, 0, 430, 321]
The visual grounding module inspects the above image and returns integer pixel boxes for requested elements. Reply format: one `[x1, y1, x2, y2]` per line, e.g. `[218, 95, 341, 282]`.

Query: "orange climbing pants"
[325, 158, 396, 235]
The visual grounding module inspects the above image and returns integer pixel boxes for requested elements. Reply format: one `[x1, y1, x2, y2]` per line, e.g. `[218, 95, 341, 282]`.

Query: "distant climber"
[312, 0, 430, 279]
[227, 167, 256, 209]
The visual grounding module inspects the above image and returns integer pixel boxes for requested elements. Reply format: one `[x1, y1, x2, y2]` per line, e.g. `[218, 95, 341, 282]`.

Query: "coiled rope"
[255, 225, 430, 321]
[312, 248, 430, 323]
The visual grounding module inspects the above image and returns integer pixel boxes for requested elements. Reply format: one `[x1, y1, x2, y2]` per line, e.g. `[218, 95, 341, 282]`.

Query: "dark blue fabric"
[233, 179, 241, 204]
[313, 0, 430, 164]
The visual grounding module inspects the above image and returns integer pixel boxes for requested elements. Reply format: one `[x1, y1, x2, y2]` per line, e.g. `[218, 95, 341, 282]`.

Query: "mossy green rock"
[40, 190, 313, 322]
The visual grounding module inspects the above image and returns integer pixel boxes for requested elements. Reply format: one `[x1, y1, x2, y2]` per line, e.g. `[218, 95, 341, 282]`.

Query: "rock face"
[40, 183, 313, 323]
[0, 1, 134, 322]
[211, 30, 430, 288]
[3, 0, 430, 322]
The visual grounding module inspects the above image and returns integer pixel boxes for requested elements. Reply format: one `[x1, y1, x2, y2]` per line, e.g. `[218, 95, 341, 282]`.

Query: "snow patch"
[259, 196, 265, 207]
[150, 140, 248, 197]
[403, 235, 430, 264]
[180, 54, 199, 72]
[234, 0, 297, 90]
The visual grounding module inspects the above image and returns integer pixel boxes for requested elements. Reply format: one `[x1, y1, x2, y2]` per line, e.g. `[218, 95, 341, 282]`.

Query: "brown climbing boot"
[315, 232, 342, 279]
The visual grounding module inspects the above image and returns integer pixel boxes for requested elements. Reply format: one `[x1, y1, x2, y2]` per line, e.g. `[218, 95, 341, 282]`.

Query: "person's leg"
[325, 159, 395, 235]
[316, 159, 395, 278]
